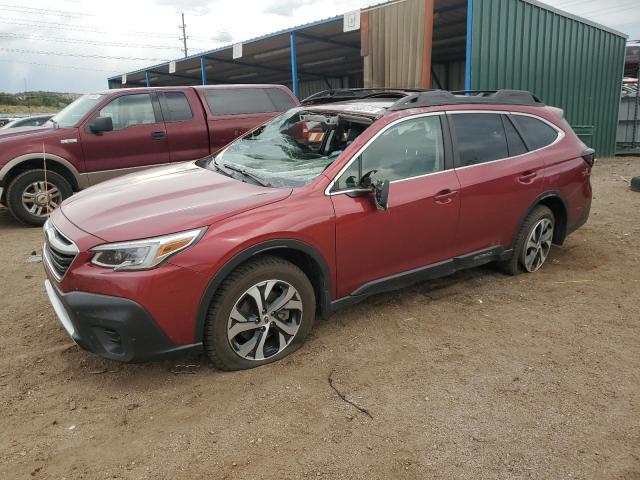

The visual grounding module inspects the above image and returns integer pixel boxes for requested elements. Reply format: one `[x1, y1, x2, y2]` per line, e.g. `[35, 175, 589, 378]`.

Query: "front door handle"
[151, 131, 166, 140]
[434, 189, 458, 205]
[518, 170, 537, 184]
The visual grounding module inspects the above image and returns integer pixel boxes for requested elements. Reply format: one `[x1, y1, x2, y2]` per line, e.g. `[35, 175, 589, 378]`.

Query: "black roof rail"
[388, 89, 545, 110]
[301, 87, 432, 105]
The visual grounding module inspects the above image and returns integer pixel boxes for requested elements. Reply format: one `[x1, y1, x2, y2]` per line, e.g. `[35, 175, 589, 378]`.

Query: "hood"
[61, 162, 292, 242]
[0, 126, 63, 142]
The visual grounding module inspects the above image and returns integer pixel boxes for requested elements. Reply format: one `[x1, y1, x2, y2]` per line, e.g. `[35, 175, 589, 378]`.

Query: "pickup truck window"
[98, 94, 157, 131]
[207, 107, 371, 188]
[49, 94, 105, 128]
[204, 88, 291, 116]
[161, 92, 193, 122]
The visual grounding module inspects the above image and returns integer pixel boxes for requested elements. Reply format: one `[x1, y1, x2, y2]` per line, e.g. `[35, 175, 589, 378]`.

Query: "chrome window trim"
[325, 109, 566, 196]
[325, 111, 446, 196]
[448, 110, 565, 171]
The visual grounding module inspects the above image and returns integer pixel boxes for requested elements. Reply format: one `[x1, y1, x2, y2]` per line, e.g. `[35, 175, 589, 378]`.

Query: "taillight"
[581, 148, 595, 168]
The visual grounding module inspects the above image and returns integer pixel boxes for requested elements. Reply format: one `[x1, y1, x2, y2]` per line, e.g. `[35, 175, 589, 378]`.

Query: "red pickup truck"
[0, 84, 299, 226]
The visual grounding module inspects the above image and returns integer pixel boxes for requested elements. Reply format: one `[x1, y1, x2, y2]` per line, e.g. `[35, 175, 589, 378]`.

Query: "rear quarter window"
[512, 114, 559, 150]
[205, 88, 286, 115]
[162, 92, 193, 121]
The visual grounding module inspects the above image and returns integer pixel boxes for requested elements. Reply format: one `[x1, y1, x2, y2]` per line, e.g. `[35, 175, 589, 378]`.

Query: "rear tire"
[6, 169, 72, 226]
[497, 205, 555, 275]
[203, 255, 316, 371]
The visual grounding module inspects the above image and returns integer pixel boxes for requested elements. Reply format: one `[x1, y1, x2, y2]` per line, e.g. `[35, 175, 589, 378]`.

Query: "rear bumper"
[44, 280, 202, 362]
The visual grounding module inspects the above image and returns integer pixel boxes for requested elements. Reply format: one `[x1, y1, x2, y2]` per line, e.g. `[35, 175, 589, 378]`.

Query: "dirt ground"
[0, 157, 639, 480]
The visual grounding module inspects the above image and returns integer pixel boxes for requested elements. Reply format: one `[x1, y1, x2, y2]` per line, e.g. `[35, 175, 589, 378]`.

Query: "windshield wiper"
[212, 157, 270, 187]
[222, 162, 271, 187]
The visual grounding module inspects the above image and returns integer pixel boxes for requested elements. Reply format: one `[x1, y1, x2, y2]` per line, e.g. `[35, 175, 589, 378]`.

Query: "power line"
[0, 47, 169, 62]
[0, 16, 210, 40]
[0, 32, 183, 50]
[0, 58, 117, 73]
[0, 4, 93, 18]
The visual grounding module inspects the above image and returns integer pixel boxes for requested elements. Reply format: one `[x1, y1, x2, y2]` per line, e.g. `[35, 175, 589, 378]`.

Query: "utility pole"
[179, 13, 188, 58]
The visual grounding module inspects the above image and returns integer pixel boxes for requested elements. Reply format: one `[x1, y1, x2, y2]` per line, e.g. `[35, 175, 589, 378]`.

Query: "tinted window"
[205, 88, 278, 115]
[265, 88, 297, 111]
[502, 115, 528, 156]
[334, 116, 444, 189]
[98, 94, 156, 131]
[162, 92, 193, 121]
[451, 113, 508, 166]
[512, 115, 559, 150]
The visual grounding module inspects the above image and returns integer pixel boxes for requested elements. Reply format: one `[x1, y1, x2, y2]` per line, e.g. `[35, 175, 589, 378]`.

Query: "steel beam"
[290, 32, 299, 97]
[420, 0, 435, 88]
[200, 56, 207, 85]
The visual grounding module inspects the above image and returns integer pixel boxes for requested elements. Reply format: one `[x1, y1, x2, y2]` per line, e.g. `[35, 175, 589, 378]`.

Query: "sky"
[0, 0, 637, 94]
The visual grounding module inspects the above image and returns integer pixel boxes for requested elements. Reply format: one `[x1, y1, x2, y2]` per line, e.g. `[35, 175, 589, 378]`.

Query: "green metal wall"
[469, 0, 626, 157]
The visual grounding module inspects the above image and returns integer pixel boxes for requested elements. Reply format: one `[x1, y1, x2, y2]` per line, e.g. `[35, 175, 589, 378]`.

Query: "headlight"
[90, 228, 206, 271]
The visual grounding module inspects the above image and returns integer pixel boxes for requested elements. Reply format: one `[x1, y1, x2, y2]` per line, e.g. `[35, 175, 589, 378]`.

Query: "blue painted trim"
[464, 0, 473, 91]
[290, 32, 299, 97]
[145, 71, 151, 87]
[200, 56, 207, 85]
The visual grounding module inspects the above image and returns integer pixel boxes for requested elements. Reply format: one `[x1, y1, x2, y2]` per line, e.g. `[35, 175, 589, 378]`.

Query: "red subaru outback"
[42, 89, 594, 370]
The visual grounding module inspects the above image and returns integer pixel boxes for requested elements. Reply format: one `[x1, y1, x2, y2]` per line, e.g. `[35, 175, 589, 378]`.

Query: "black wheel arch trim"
[193, 239, 333, 343]
[510, 191, 569, 250]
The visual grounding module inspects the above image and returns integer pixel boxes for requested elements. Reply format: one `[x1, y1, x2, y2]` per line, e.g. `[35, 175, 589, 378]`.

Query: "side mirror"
[89, 116, 113, 134]
[373, 180, 390, 210]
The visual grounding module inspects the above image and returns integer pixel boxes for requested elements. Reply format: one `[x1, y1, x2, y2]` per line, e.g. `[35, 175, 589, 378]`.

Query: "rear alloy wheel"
[497, 205, 555, 275]
[6, 169, 73, 226]
[521, 217, 554, 272]
[204, 256, 315, 370]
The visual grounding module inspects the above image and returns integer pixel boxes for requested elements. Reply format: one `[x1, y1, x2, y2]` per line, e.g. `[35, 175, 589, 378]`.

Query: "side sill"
[329, 246, 512, 313]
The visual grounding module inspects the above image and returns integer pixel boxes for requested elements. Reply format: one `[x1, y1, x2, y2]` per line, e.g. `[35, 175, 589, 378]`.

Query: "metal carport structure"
[109, 0, 627, 156]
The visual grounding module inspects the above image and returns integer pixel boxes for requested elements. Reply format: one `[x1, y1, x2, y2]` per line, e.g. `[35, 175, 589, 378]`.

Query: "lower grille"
[45, 243, 76, 278]
[43, 221, 78, 280]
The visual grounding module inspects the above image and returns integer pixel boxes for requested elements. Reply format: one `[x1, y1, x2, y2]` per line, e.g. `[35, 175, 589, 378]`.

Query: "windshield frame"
[48, 93, 106, 129]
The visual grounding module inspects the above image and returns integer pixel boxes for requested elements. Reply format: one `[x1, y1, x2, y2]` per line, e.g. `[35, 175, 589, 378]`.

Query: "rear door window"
[511, 114, 559, 150]
[161, 92, 193, 122]
[450, 113, 508, 167]
[205, 88, 282, 115]
[502, 115, 528, 157]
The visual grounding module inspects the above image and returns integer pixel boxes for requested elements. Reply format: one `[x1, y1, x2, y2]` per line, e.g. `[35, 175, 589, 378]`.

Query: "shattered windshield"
[204, 107, 371, 188]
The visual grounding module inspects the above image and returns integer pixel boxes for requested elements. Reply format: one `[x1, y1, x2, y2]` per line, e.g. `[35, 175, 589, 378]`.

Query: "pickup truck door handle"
[434, 189, 458, 205]
[151, 131, 166, 140]
[518, 170, 537, 184]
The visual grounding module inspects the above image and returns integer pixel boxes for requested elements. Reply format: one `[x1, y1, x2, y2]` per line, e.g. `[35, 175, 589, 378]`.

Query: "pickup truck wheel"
[497, 205, 555, 275]
[204, 256, 315, 371]
[6, 169, 72, 226]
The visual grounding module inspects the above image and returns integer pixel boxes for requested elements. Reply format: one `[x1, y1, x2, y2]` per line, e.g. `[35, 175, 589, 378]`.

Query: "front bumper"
[44, 279, 202, 362]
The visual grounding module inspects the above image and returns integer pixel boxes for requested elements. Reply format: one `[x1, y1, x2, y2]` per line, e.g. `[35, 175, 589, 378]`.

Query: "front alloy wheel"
[204, 256, 315, 370]
[227, 280, 303, 361]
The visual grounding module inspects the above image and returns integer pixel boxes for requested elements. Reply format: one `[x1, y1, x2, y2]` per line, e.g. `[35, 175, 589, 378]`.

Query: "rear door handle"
[518, 170, 537, 183]
[151, 131, 166, 140]
[434, 189, 458, 205]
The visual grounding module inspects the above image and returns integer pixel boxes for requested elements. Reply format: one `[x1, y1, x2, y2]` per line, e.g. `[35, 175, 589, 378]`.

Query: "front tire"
[498, 205, 555, 275]
[6, 169, 73, 226]
[204, 256, 316, 371]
